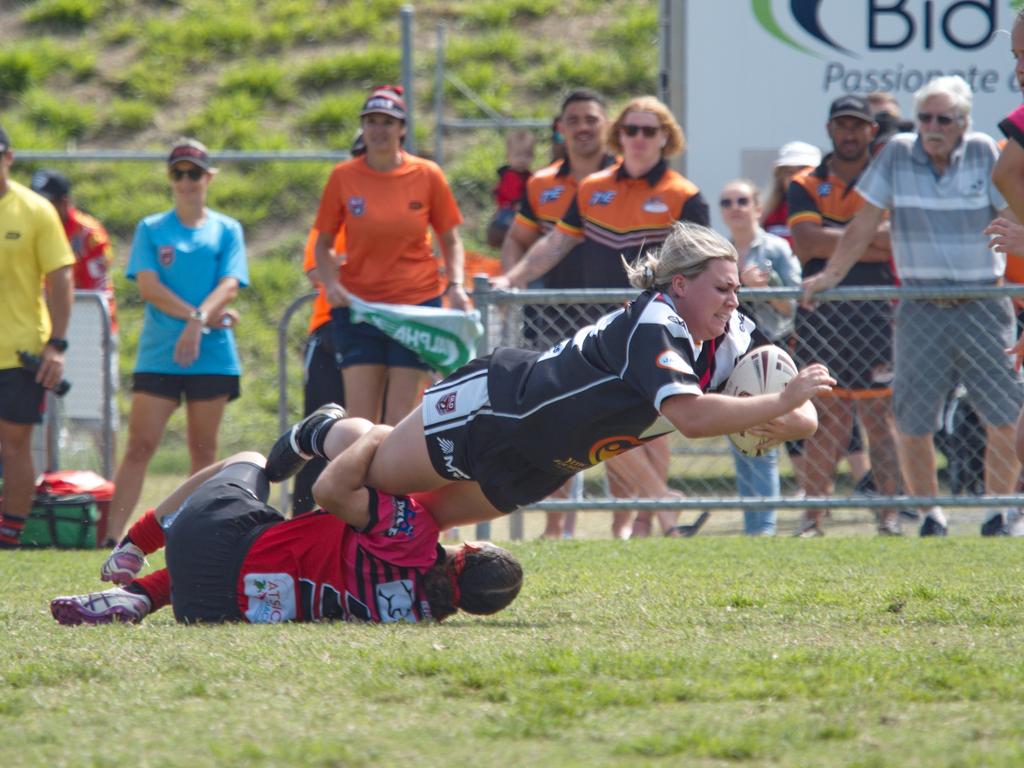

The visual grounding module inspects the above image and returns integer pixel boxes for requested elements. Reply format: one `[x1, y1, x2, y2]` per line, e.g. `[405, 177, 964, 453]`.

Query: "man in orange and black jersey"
[500, 89, 617, 350]
[787, 95, 900, 536]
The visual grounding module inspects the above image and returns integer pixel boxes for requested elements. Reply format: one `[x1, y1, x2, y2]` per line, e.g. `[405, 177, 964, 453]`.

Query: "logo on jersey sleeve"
[435, 392, 457, 415]
[540, 186, 564, 204]
[656, 349, 691, 374]
[642, 197, 669, 213]
[348, 196, 366, 216]
[243, 573, 297, 623]
[588, 435, 644, 464]
[158, 245, 174, 266]
[386, 496, 416, 537]
[376, 579, 416, 622]
[817, 182, 833, 197]
[589, 190, 616, 206]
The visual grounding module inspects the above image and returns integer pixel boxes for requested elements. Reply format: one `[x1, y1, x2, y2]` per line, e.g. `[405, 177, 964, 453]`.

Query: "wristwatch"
[189, 308, 208, 325]
[47, 337, 68, 352]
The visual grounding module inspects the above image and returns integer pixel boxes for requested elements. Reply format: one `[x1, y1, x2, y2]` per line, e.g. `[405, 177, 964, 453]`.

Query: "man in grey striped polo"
[801, 75, 1023, 537]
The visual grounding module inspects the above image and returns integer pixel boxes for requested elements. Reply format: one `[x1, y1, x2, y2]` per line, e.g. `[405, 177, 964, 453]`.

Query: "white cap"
[774, 141, 821, 169]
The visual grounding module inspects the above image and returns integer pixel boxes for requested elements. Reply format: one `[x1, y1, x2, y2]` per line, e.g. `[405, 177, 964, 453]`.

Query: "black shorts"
[0, 367, 46, 425]
[164, 462, 281, 623]
[795, 300, 892, 392]
[133, 372, 241, 403]
[421, 359, 568, 513]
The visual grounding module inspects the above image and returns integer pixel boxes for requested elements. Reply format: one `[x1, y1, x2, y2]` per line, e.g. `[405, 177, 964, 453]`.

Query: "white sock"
[926, 506, 947, 527]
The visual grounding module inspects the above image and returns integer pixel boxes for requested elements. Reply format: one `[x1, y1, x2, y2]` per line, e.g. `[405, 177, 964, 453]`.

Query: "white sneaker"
[100, 542, 147, 585]
[1007, 510, 1024, 538]
[51, 588, 151, 625]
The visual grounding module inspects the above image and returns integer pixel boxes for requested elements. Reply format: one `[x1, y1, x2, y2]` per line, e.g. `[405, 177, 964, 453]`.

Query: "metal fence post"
[472, 275, 494, 540]
[401, 5, 416, 155]
[277, 293, 316, 511]
[435, 23, 446, 165]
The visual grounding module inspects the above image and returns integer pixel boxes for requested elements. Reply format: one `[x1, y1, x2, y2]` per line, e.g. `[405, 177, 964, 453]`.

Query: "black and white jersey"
[473, 290, 755, 476]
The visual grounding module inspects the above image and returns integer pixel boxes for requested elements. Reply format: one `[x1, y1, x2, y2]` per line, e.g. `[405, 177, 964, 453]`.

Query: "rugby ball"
[723, 344, 798, 457]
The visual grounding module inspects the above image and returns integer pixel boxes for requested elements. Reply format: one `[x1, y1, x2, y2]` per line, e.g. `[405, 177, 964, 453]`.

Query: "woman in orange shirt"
[312, 86, 468, 425]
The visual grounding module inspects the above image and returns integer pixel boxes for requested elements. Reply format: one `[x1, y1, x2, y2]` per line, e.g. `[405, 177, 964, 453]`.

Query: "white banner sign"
[681, 0, 1018, 228]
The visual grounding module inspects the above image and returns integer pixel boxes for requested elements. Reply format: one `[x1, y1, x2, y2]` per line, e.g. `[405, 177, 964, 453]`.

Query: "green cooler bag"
[21, 493, 99, 549]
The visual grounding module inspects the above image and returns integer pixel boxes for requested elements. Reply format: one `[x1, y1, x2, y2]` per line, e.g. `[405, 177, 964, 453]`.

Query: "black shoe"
[853, 471, 877, 496]
[265, 403, 346, 482]
[919, 516, 948, 537]
[980, 513, 1008, 537]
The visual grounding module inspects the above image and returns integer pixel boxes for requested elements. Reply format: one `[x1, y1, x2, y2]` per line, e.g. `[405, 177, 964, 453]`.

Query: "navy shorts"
[164, 462, 281, 624]
[330, 296, 442, 371]
[133, 372, 240, 403]
[0, 367, 46, 425]
[421, 357, 568, 513]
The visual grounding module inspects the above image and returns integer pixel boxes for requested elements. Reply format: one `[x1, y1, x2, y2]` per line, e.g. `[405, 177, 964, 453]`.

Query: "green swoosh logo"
[751, 0, 819, 57]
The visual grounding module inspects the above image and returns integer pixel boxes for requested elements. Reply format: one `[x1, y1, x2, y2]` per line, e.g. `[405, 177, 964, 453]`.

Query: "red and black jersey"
[556, 159, 709, 288]
[236, 491, 442, 623]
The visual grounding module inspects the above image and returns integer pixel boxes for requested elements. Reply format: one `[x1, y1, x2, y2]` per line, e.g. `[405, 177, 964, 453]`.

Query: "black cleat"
[919, 516, 948, 537]
[265, 403, 346, 482]
[980, 512, 1008, 537]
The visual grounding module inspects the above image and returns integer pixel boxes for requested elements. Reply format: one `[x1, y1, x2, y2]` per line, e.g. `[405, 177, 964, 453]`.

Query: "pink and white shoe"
[51, 588, 151, 625]
[100, 542, 146, 585]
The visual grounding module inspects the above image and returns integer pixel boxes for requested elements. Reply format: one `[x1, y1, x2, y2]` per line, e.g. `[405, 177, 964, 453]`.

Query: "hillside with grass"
[0, 0, 658, 465]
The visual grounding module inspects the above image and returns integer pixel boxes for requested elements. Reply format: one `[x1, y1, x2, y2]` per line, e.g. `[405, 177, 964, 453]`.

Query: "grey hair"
[913, 75, 972, 131]
[624, 221, 737, 291]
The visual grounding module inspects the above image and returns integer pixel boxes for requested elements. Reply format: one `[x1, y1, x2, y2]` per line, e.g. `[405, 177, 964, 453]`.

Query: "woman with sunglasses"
[719, 179, 801, 535]
[105, 138, 248, 544]
[312, 85, 467, 428]
[495, 96, 711, 537]
[268, 222, 834, 533]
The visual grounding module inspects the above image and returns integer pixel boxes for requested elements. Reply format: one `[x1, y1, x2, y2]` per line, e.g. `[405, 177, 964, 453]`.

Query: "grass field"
[4, 538, 1024, 767]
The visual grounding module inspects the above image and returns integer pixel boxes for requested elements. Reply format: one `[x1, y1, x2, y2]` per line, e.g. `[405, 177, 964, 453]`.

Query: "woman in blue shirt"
[105, 139, 249, 545]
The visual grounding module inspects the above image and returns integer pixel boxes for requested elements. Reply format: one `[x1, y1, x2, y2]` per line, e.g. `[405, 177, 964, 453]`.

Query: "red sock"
[125, 509, 165, 554]
[129, 568, 171, 612]
[0, 514, 26, 548]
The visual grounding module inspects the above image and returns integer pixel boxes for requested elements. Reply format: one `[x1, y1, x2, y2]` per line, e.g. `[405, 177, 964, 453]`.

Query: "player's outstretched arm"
[661, 364, 833, 440]
[313, 425, 392, 528]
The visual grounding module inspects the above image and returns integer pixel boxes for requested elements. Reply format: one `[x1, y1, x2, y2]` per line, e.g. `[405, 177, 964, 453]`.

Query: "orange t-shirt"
[303, 228, 346, 334]
[996, 138, 1024, 284]
[313, 153, 463, 305]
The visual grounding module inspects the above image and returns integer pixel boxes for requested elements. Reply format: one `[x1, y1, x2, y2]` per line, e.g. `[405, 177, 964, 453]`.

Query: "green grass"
[5, 539, 1024, 766]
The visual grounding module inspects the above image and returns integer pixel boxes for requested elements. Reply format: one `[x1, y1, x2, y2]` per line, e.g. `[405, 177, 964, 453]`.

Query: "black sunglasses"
[720, 196, 751, 208]
[171, 167, 205, 181]
[917, 112, 957, 126]
[622, 124, 660, 138]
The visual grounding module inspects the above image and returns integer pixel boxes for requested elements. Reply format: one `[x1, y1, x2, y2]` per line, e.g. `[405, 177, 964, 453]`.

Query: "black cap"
[30, 169, 71, 201]
[828, 95, 874, 123]
[0, 125, 10, 153]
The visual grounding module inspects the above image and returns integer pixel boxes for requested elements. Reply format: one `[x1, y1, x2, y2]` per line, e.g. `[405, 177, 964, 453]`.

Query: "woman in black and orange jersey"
[312, 86, 468, 426]
[267, 222, 834, 532]
[496, 96, 711, 536]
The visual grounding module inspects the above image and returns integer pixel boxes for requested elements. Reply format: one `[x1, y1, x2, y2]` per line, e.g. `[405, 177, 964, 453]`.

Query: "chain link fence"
[466, 279, 1024, 538]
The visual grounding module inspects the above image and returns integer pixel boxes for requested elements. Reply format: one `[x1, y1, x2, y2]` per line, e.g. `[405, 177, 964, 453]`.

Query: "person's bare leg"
[185, 396, 229, 475]
[540, 479, 573, 539]
[107, 393, 178, 540]
[896, 432, 939, 496]
[859, 395, 900, 528]
[342, 365, 387, 423]
[0, 420, 36, 540]
[984, 423, 1021, 495]
[800, 396, 850, 529]
[1015, 404, 1024, 464]
[382, 367, 427, 426]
